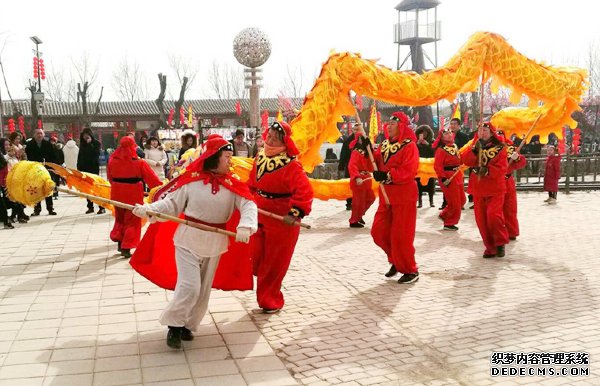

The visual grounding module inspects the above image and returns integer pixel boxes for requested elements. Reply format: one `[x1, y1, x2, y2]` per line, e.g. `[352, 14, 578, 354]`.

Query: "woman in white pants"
[133, 135, 257, 348]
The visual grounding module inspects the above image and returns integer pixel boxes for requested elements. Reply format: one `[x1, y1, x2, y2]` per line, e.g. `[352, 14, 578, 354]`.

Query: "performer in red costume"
[347, 124, 375, 228]
[543, 145, 561, 204]
[462, 122, 509, 258]
[107, 136, 162, 257]
[248, 121, 313, 313]
[131, 135, 258, 348]
[497, 130, 527, 240]
[433, 126, 467, 231]
[371, 112, 420, 284]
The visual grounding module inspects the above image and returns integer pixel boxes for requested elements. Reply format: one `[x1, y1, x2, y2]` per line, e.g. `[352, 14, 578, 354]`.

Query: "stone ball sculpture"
[233, 28, 271, 68]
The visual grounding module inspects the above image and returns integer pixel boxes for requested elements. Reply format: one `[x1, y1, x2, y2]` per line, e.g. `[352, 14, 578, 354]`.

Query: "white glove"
[235, 227, 252, 244]
[355, 178, 363, 186]
[132, 204, 149, 218]
[510, 152, 519, 161]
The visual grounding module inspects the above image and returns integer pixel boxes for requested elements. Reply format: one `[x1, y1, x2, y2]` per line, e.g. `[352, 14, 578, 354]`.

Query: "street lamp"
[30, 36, 43, 92]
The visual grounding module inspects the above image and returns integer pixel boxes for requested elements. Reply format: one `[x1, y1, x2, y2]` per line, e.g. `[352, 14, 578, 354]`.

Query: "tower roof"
[395, 0, 440, 11]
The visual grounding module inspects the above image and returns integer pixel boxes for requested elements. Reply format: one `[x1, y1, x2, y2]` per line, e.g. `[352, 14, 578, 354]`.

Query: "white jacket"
[63, 140, 79, 169]
[146, 180, 257, 257]
[144, 147, 168, 179]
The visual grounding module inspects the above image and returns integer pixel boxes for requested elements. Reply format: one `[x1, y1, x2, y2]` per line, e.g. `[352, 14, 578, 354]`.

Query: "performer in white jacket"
[143, 137, 168, 180]
[132, 134, 257, 349]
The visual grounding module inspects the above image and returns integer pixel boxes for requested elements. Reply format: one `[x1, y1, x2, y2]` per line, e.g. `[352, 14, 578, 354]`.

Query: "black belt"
[444, 165, 460, 171]
[113, 177, 142, 184]
[257, 189, 292, 199]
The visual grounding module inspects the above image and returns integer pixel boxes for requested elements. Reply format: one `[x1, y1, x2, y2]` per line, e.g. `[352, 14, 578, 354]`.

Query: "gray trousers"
[159, 246, 221, 331]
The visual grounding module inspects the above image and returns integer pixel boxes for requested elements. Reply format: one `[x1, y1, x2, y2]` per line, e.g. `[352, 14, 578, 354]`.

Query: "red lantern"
[572, 128, 581, 154]
[356, 95, 363, 111]
[113, 131, 119, 139]
[235, 101, 242, 117]
[8, 118, 16, 133]
[37, 119, 43, 129]
[17, 116, 25, 131]
[179, 107, 185, 125]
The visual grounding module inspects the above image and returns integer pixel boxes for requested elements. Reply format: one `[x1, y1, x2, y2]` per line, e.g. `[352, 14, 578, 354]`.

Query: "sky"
[0, 0, 598, 102]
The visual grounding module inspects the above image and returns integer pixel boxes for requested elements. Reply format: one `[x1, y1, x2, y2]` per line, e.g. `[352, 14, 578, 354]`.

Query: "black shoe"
[358, 218, 365, 225]
[384, 265, 398, 277]
[97, 208, 106, 215]
[48, 210, 57, 216]
[483, 251, 496, 258]
[121, 249, 131, 258]
[438, 205, 446, 211]
[31, 211, 41, 217]
[349, 222, 364, 228]
[262, 308, 281, 314]
[345, 204, 352, 211]
[17, 216, 28, 223]
[117, 242, 122, 253]
[430, 202, 435, 208]
[85, 208, 94, 214]
[417, 202, 423, 208]
[469, 204, 475, 210]
[398, 272, 419, 284]
[23, 214, 30, 221]
[443, 225, 459, 231]
[496, 245, 505, 258]
[3, 222, 14, 229]
[509, 236, 517, 241]
[166, 327, 182, 349]
[180, 327, 194, 341]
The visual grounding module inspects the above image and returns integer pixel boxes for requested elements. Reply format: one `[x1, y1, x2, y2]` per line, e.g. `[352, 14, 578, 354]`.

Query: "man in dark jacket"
[77, 128, 105, 214]
[450, 118, 470, 149]
[25, 128, 57, 215]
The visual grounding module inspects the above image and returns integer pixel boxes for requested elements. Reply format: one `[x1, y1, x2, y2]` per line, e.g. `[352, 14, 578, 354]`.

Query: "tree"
[45, 63, 74, 102]
[112, 58, 148, 101]
[155, 73, 168, 128]
[168, 54, 198, 97]
[206, 60, 246, 99]
[70, 53, 102, 127]
[279, 64, 305, 98]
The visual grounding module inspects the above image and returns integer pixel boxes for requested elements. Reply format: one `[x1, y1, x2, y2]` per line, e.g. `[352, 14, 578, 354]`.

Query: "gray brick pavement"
[0, 191, 599, 384]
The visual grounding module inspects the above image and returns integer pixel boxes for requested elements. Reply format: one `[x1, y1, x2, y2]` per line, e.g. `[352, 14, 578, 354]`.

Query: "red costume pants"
[439, 181, 466, 226]
[503, 181, 519, 238]
[473, 195, 509, 254]
[110, 208, 142, 249]
[371, 200, 418, 274]
[349, 182, 375, 224]
[252, 216, 300, 310]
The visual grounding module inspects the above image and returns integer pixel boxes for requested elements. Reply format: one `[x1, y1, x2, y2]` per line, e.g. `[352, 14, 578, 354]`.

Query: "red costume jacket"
[544, 154, 561, 192]
[462, 141, 508, 196]
[247, 151, 313, 218]
[434, 144, 463, 186]
[348, 148, 374, 187]
[373, 138, 419, 204]
[107, 154, 162, 204]
[505, 143, 527, 190]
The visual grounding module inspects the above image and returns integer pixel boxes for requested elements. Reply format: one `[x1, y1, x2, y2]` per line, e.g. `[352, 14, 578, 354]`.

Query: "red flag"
[235, 101, 242, 116]
[179, 107, 185, 125]
[261, 110, 269, 131]
[167, 109, 175, 127]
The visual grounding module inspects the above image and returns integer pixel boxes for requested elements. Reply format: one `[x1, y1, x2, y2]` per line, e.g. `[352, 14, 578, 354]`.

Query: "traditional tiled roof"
[1, 97, 305, 118]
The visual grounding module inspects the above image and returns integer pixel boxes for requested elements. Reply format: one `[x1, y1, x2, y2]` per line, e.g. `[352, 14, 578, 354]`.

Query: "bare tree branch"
[206, 60, 246, 99]
[155, 73, 167, 128]
[168, 54, 198, 96]
[112, 58, 148, 101]
[279, 64, 305, 98]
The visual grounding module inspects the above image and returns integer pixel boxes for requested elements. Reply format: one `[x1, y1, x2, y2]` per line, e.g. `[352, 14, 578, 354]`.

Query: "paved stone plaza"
[0, 190, 599, 385]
